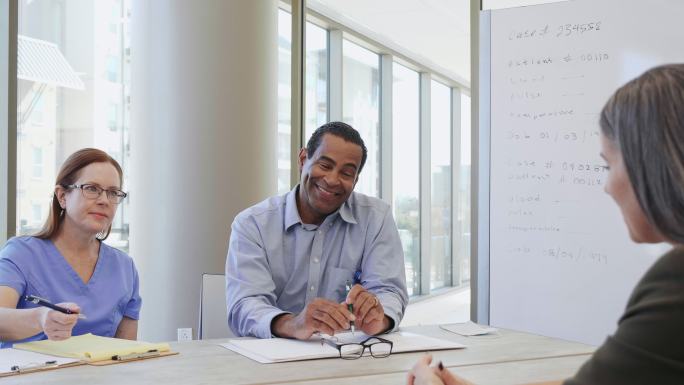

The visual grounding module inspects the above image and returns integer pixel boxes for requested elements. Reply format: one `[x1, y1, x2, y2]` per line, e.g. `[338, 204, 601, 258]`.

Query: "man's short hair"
[306, 121, 368, 172]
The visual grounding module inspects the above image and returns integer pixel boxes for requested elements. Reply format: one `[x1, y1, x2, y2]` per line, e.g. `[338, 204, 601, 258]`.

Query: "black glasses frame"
[321, 336, 394, 360]
[66, 183, 128, 204]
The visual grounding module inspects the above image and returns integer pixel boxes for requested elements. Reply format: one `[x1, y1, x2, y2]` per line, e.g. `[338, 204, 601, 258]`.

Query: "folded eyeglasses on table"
[320, 336, 394, 359]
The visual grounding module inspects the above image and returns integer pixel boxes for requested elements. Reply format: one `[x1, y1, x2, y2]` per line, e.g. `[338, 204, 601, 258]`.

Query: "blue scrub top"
[0, 236, 142, 348]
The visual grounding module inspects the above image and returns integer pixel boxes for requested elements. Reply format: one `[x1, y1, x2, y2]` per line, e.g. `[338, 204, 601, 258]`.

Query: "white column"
[130, 0, 277, 342]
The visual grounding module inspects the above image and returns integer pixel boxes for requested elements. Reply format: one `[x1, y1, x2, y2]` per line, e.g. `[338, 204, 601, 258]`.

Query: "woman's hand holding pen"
[345, 284, 389, 335]
[37, 302, 80, 341]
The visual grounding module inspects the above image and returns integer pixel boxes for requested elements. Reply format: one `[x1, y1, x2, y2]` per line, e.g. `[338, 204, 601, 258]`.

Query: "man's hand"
[346, 284, 391, 335]
[271, 298, 355, 340]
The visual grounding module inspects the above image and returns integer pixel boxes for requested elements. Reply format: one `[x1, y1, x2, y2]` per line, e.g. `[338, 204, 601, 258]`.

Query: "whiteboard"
[487, 0, 680, 345]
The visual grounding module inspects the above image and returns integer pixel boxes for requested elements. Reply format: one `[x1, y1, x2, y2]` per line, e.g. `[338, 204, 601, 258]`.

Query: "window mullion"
[1, 0, 18, 242]
[327, 29, 342, 122]
[419, 72, 431, 296]
[451, 87, 462, 287]
[379, 54, 393, 204]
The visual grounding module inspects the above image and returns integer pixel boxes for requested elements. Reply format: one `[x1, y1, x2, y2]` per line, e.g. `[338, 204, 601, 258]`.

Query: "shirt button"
[313, 257, 319, 263]
[310, 285, 315, 291]
[318, 230, 322, 235]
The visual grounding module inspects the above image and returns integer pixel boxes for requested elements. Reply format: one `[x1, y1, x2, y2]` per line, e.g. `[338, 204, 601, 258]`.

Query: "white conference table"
[7, 325, 596, 385]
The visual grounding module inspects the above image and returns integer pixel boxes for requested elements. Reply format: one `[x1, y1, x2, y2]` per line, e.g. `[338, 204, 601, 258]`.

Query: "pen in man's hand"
[25, 295, 87, 319]
[345, 281, 355, 335]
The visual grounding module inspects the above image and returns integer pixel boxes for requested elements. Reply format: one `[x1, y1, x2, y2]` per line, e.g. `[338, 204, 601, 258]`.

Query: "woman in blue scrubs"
[0, 148, 141, 347]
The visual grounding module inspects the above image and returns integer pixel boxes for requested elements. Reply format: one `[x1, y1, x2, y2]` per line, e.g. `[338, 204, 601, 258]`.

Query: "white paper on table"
[0, 348, 80, 374]
[221, 331, 466, 363]
[440, 321, 498, 336]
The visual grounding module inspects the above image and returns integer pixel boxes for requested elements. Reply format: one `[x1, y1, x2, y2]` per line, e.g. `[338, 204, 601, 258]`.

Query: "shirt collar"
[337, 197, 358, 225]
[284, 185, 358, 231]
[284, 186, 303, 231]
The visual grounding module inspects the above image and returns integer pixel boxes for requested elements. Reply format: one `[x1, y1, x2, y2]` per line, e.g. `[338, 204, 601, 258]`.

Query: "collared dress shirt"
[226, 186, 409, 338]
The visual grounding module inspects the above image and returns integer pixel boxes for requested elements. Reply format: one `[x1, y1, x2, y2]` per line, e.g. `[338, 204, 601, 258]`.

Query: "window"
[392, 63, 421, 295]
[304, 22, 328, 140]
[31, 147, 42, 178]
[32, 204, 42, 224]
[277, 9, 292, 194]
[278, 11, 329, 194]
[430, 80, 452, 290]
[342, 40, 380, 197]
[275, 10, 470, 297]
[457, 93, 472, 284]
[16, 0, 131, 250]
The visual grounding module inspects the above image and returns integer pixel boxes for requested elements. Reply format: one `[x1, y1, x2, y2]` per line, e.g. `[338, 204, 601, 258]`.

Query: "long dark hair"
[34, 148, 124, 240]
[600, 64, 684, 243]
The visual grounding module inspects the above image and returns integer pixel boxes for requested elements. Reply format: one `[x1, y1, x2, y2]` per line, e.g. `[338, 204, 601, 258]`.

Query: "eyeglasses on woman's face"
[66, 183, 128, 204]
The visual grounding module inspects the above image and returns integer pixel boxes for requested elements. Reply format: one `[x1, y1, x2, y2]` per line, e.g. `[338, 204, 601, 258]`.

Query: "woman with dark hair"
[408, 64, 684, 384]
[0, 148, 141, 347]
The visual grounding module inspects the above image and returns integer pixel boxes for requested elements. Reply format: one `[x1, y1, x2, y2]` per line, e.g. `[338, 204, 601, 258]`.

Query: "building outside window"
[392, 63, 421, 295]
[342, 39, 380, 198]
[304, 22, 328, 140]
[430, 80, 452, 290]
[16, 0, 131, 251]
[457, 93, 472, 285]
[277, 8, 292, 194]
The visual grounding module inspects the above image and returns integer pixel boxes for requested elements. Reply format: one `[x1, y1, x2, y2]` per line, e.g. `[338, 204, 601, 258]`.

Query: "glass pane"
[277, 9, 292, 194]
[342, 40, 379, 197]
[369, 342, 392, 357]
[458, 94, 472, 284]
[304, 22, 328, 141]
[339, 344, 364, 358]
[430, 81, 452, 290]
[392, 63, 420, 296]
[17, 0, 131, 251]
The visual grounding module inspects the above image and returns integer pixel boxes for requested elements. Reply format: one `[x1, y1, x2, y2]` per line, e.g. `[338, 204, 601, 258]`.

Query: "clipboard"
[13, 333, 178, 366]
[0, 349, 84, 377]
[89, 350, 179, 366]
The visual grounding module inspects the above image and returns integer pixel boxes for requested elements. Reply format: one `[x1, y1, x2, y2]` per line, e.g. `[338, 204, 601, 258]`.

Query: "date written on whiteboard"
[543, 247, 608, 264]
[508, 246, 608, 264]
[505, 129, 599, 143]
[508, 21, 602, 40]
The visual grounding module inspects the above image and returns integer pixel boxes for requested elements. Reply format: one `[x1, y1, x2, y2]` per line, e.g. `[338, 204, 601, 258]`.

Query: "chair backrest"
[198, 273, 234, 339]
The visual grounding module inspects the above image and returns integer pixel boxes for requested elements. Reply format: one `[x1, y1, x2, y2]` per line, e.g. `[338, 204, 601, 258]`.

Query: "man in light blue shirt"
[226, 122, 408, 339]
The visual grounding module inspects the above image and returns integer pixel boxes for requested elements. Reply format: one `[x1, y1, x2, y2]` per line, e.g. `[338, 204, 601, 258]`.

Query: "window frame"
[1, 0, 18, 244]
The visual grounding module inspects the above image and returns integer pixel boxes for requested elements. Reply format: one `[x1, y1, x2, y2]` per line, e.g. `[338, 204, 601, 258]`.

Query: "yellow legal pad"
[13, 333, 171, 362]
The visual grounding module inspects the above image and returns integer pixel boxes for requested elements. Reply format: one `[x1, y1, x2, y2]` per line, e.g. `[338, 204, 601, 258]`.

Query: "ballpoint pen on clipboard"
[11, 360, 59, 373]
[111, 349, 160, 361]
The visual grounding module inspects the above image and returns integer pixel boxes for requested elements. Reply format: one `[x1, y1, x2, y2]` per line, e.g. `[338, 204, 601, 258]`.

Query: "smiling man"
[226, 122, 408, 339]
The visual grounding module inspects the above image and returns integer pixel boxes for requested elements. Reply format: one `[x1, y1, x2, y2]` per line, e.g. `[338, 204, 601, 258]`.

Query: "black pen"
[24, 295, 87, 319]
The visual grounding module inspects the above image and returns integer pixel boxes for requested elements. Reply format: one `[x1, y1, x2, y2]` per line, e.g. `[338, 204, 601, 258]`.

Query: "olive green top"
[565, 246, 684, 385]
